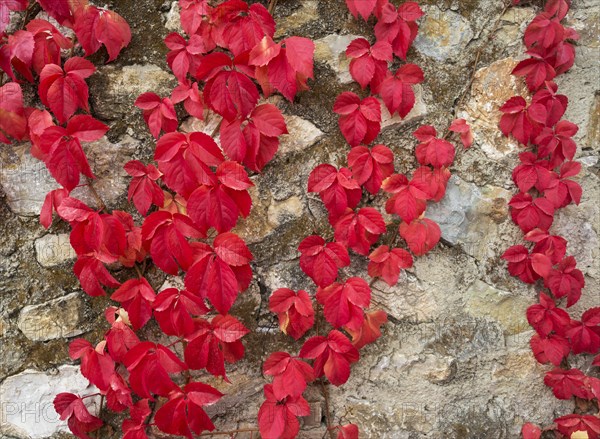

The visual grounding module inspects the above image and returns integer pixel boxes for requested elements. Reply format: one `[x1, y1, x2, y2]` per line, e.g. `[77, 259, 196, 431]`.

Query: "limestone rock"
[274, 1, 319, 38]
[0, 145, 60, 216]
[72, 135, 140, 209]
[0, 366, 99, 439]
[464, 58, 528, 159]
[314, 34, 362, 84]
[267, 196, 304, 227]
[465, 280, 530, 335]
[34, 234, 77, 268]
[380, 90, 428, 131]
[165, 1, 183, 32]
[426, 175, 512, 261]
[279, 115, 325, 155]
[414, 6, 474, 61]
[17, 293, 86, 342]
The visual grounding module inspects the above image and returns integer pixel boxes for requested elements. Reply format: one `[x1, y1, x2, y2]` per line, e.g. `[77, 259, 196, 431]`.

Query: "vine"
[258, 1, 475, 438]
[499, 1, 600, 438]
[3, 0, 594, 438]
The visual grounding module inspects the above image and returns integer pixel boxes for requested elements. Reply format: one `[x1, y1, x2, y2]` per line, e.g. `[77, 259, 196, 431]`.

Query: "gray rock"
[0, 146, 60, 217]
[414, 6, 474, 61]
[34, 234, 76, 268]
[17, 293, 86, 342]
[0, 366, 99, 439]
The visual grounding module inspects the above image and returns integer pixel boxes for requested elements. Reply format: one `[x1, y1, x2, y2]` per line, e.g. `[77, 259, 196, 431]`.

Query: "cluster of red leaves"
[259, 1, 475, 438]
[1, 0, 318, 438]
[0, 0, 130, 141]
[500, 2, 600, 439]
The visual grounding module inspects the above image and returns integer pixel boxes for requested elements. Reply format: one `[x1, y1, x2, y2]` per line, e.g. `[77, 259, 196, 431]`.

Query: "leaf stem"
[319, 380, 336, 439]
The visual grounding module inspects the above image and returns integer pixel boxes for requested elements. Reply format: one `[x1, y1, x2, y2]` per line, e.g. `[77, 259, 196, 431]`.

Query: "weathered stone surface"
[34, 234, 76, 268]
[426, 175, 512, 261]
[465, 280, 530, 335]
[380, 89, 428, 131]
[1, 1, 599, 438]
[414, 6, 474, 61]
[267, 196, 304, 227]
[0, 366, 99, 439]
[274, 0, 319, 38]
[464, 57, 528, 160]
[278, 115, 325, 155]
[314, 34, 362, 84]
[91, 64, 176, 120]
[17, 293, 85, 342]
[0, 146, 60, 216]
[76, 135, 140, 208]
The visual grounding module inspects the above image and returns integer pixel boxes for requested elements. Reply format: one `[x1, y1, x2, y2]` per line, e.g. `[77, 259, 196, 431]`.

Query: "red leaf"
[449, 118, 473, 149]
[414, 125, 455, 168]
[346, 38, 390, 92]
[501, 245, 552, 284]
[0, 82, 28, 143]
[509, 193, 555, 233]
[73, 5, 131, 62]
[382, 173, 430, 223]
[530, 333, 570, 366]
[74, 256, 121, 297]
[153, 288, 209, 337]
[204, 70, 259, 121]
[125, 161, 164, 215]
[134, 93, 178, 139]
[307, 165, 362, 222]
[521, 423, 541, 439]
[337, 424, 360, 439]
[258, 384, 310, 439]
[526, 292, 571, 337]
[545, 256, 585, 307]
[399, 218, 441, 256]
[269, 288, 314, 340]
[123, 342, 186, 398]
[154, 382, 222, 438]
[263, 352, 315, 399]
[346, 309, 388, 349]
[69, 338, 114, 391]
[347, 144, 394, 194]
[345, 0, 377, 20]
[53, 393, 103, 439]
[380, 64, 423, 117]
[555, 414, 600, 439]
[26, 19, 73, 75]
[154, 131, 222, 198]
[187, 164, 253, 234]
[0, 0, 27, 34]
[105, 320, 140, 363]
[142, 211, 204, 275]
[334, 208, 386, 255]
[298, 235, 350, 288]
[334, 92, 381, 146]
[566, 308, 600, 355]
[374, 3, 422, 60]
[185, 234, 253, 314]
[544, 368, 590, 400]
[184, 315, 249, 380]
[299, 330, 359, 386]
[368, 245, 413, 286]
[317, 277, 371, 330]
[499, 96, 546, 145]
[38, 58, 95, 124]
[111, 278, 156, 330]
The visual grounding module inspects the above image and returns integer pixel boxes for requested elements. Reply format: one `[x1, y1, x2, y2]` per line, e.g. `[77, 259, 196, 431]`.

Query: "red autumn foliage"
[269, 288, 315, 340]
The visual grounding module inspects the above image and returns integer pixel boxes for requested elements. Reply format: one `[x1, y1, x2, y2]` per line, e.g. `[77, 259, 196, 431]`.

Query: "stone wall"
[0, 1, 599, 438]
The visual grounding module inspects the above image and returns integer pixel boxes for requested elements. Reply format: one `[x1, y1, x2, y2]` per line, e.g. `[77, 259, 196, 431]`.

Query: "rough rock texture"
[0, 0, 598, 438]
